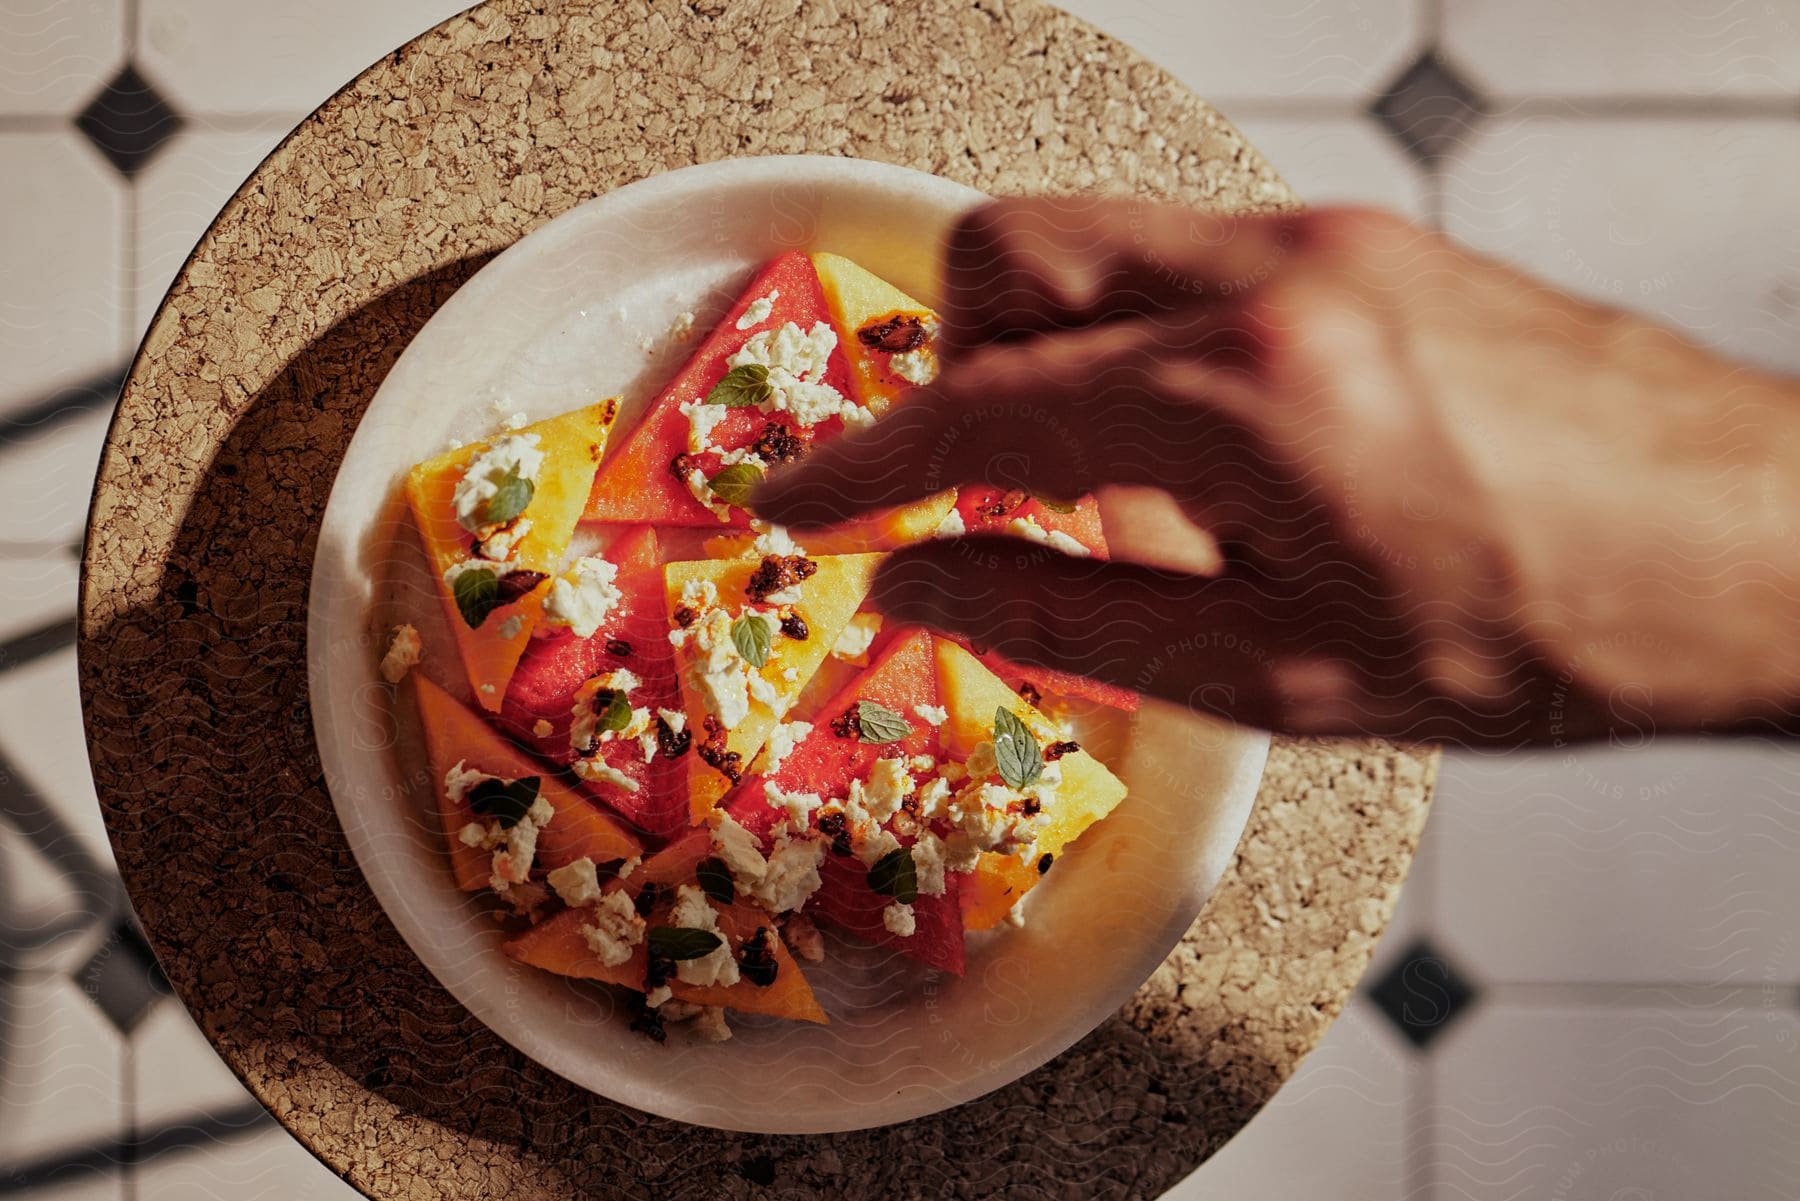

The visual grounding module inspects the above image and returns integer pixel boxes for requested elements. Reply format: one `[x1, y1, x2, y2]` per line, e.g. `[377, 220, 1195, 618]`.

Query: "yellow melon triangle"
[811, 252, 939, 415]
[404, 398, 621, 711]
[412, 673, 642, 892]
[664, 552, 882, 820]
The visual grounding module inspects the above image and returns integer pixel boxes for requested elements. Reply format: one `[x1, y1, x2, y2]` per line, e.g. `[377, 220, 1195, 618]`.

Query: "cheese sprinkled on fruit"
[882, 902, 917, 937]
[1007, 514, 1091, 558]
[579, 890, 646, 966]
[831, 612, 882, 661]
[379, 624, 421, 683]
[735, 289, 778, 330]
[542, 555, 623, 638]
[453, 434, 543, 534]
[669, 885, 740, 988]
[547, 857, 603, 907]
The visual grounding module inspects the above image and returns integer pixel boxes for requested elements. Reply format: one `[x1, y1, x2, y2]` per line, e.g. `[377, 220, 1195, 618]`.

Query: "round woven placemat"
[78, 1, 1436, 1196]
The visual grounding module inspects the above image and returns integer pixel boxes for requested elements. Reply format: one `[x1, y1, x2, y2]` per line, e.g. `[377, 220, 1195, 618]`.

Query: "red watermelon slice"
[497, 526, 688, 835]
[584, 252, 856, 528]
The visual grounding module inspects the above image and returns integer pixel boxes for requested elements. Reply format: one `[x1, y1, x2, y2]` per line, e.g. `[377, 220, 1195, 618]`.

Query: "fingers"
[939, 197, 1309, 357]
[754, 313, 1265, 531]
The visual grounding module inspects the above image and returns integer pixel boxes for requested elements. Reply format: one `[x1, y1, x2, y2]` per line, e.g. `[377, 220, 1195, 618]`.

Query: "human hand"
[755, 198, 1800, 745]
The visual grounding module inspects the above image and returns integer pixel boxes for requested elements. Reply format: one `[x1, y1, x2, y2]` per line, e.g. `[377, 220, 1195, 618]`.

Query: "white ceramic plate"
[307, 155, 1268, 1133]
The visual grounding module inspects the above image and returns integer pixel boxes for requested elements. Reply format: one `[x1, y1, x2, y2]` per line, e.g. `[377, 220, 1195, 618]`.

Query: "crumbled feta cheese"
[735, 289, 778, 330]
[457, 821, 486, 847]
[832, 612, 882, 661]
[882, 902, 917, 937]
[497, 613, 524, 641]
[1008, 515, 1091, 557]
[644, 985, 672, 1008]
[683, 608, 752, 729]
[579, 890, 646, 966]
[679, 578, 719, 611]
[670, 310, 696, 341]
[572, 753, 641, 793]
[443, 760, 491, 805]
[453, 434, 544, 534]
[547, 858, 603, 907]
[913, 703, 948, 727]
[670, 885, 739, 988]
[853, 757, 913, 824]
[749, 521, 804, 557]
[684, 468, 735, 522]
[725, 321, 868, 428]
[679, 399, 730, 455]
[964, 739, 998, 781]
[907, 753, 937, 774]
[915, 776, 951, 823]
[889, 347, 937, 385]
[912, 831, 949, 896]
[689, 1005, 732, 1042]
[783, 912, 825, 962]
[487, 795, 555, 891]
[502, 410, 530, 431]
[763, 780, 823, 828]
[1004, 905, 1026, 928]
[542, 555, 623, 639]
[711, 812, 767, 883]
[762, 582, 804, 606]
[759, 720, 812, 775]
[933, 507, 967, 539]
[746, 829, 825, 913]
[657, 707, 688, 735]
[637, 732, 658, 762]
[855, 823, 901, 869]
[379, 624, 422, 683]
[533, 719, 554, 738]
[617, 854, 641, 880]
[747, 671, 781, 709]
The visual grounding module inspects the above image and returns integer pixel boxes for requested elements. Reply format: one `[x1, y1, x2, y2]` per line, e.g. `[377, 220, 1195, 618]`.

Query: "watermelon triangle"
[812, 251, 940, 414]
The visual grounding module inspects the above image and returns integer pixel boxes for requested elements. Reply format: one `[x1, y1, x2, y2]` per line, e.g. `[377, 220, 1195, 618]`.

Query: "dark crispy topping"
[779, 613, 809, 641]
[749, 420, 806, 465]
[643, 950, 674, 991]
[634, 882, 667, 918]
[978, 490, 1027, 520]
[495, 570, 549, 606]
[738, 927, 780, 988]
[830, 710, 859, 739]
[669, 451, 694, 480]
[1016, 681, 1043, 707]
[1037, 853, 1054, 875]
[605, 638, 633, 658]
[655, 713, 692, 759]
[1045, 739, 1080, 761]
[856, 314, 927, 353]
[629, 995, 667, 1042]
[745, 554, 818, 604]
[816, 810, 853, 857]
[697, 715, 742, 783]
[672, 605, 697, 629]
[1019, 795, 1042, 817]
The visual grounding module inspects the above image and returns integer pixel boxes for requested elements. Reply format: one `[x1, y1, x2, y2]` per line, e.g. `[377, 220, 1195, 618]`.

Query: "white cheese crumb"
[497, 613, 524, 641]
[670, 885, 739, 988]
[763, 780, 823, 828]
[747, 829, 826, 914]
[725, 320, 868, 428]
[711, 812, 768, 883]
[579, 890, 646, 965]
[547, 858, 603, 907]
[532, 719, 554, 738]
[888, 347, 937, 385]
[644, 984, 672, 1008]
[670, 310, 697, 341]
[572, 756, 641, 793]
[542, 556, 623, 639]
[735, 289, 779, 330]
[657, 707, 688, 735]
[1008, 514, 1091, 558]
[749, 520, 803, 557]
[853, 757, 913, 824]
[502, 411, 529, 431]
[457, 821, 486, 847]
[759, 721, 812, 775]
[689, 1005, 732, 1042]
[478, 515, 533, 561]
[912, 703, 948, 727]
[684, 468, 734, 522]
[831, 612, 882, 661]
[882, 902, 917, 937]
[911, 831, 949, 896]
[933, 507, 967, 539]
[679, 399, 729, 455]
[379, 624, 421, 683]
[452, 434, 544, 535]
[783, 913, 825, 962]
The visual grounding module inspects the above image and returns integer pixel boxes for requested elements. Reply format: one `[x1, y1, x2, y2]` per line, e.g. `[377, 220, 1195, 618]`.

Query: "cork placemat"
[77, 1, 1436, 1197]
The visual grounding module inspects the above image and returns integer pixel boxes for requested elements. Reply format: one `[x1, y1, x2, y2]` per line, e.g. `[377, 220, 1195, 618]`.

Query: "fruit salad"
[383, 251, 1138, 1042]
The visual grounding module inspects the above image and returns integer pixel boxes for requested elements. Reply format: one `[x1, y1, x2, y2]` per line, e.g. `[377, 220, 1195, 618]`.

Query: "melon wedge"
[703, 489, 958, 559]
[665, 902, 827, 1023]
[406, 399, 620, 711]
[666, 552, 881, 820]
[812, 251, 940, 414]
[502, 904, 646, 990]
[955, 488, 1111, 559]
[412, 674, 641, 890]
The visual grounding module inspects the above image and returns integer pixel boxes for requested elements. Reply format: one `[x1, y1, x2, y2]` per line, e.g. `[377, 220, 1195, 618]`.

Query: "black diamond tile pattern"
[1369, 51, 1487, 166]
[74, 64, 184, 179]
[1366, 939, 1478, 1049]
[78, 920, 171, 1033]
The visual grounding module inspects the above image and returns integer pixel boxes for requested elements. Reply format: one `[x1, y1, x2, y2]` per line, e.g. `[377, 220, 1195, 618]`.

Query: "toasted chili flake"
[1037, 853, 1054, 875]
[749, 420, 806, 465]
[643, 950, 674, 991]
[634, 882, 666, 918]
[629, 995, 667, 1043]
[655, 713, 692, 759]
[856, 314, 927, 353]
[672, 606, 697, 629]
[830, 710, 859, 739]
[979, 490, 1026, 520]
[738, 927, 780, 987]
[1019, 795, 1042, 817]
[697, 716, 742, 782]
[815, 810, 853, 857]
[1016, 681, 1043, 707]
[605, 638, 633, 658]
[745, 554, 818, 604]
[1045, 739, 1080, 760]
[779, 613, 809, 641]
[495, 570, 549, 606]
[669, 451, 694, 481]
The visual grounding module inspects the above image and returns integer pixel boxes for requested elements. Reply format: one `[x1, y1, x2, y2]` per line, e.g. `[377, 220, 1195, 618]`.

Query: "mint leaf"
[855, 700, 910, 745]
[592, 688, 633, 734]
[731, 613, 773, 668]
[867, 847, 917, 904]
[466, 776, 540, 829]
[705, 363, 773, 408]
[993, 706, 1043, 790]
[482, 467, 535, 526]
[695, 856, 735, 904]
[451, 567, 500, 628]
[708, 463, 764, 510]
[647, 926, 724, 961]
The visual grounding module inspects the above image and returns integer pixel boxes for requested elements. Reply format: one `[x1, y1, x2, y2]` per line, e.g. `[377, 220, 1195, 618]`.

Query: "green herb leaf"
[867, 847, 917, 904]
[1030, 492, 1078, 515]
[466, 776, 541, 829]
[695, 856, 736, 904]
[482, 467, 535, 527]
[592, 688, 633, 734]
[705, 363, 774, 408]
[731, 613, 773, 668]
[855, 700, 910, 744]
[992, 706, 1043, 790]
[707, 463, 765, 510]
[647, 925, 724, 961]
[451, 567, 500, 628]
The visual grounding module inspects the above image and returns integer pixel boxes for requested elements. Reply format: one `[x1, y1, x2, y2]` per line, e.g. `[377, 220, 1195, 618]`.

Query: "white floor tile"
[0, 648, 114, 864]
[1227, 113, 1428, 219]
[1169, 1000, 1415, 1200]
[0, 548, 80, 644]
[132, 121, 295, 338]
[1440, 116, 1800, 374]
[0, 974, 127, 1164]
[0, 0, 126, 118]
[130, 998, 256, 1125]
[1444, 0, 1800, 99]
[1432, 742, 1800, 985]
[1053, 0, 1426, 105]
[1429, 1003, 1800, 1199]
[136, 0, 471, 115]
[0, 404, 112, 553]
[0, 132, 126, 415]
[137, 1121, 362, 1201]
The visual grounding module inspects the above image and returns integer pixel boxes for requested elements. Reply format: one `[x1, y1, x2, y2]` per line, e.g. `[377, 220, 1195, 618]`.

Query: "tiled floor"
[1, 2, 1796, 1199]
